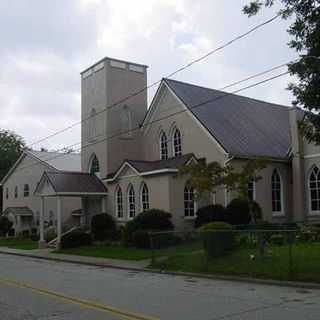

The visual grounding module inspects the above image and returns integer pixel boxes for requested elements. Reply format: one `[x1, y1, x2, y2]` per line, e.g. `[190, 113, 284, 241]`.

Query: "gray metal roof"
[28, 150, 81, 172]
[3, 207, 33, 216]
[45, 171, 107, 194]
[164, 78, 300, 159]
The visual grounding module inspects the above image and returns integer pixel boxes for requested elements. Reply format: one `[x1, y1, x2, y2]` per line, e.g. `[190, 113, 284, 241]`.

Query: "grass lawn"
[54, 242, 201, 261]
[151, 242, 320, 283]
[0, 238, 38, 250]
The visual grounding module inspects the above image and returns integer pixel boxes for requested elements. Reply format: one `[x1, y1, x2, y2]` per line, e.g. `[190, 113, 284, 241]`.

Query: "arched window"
[160, 131, 168, 160]
[173, 127, 182, 157]
[88, 108, 97, 141]
[24, 184, 30, 197]
[90, 154, 100, 174]
[309, 166, 320, 211]
[116, 186, 124, 219]
[140, 183, 150, 211]
[127, 185, 136, 219]
[184, 183, 195, 217]
[14, 186, 18, 199]
[247, 180, 255, 201]
[272, 169, 282, 213]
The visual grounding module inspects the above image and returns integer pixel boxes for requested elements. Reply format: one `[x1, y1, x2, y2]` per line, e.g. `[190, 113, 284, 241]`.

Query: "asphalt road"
[0, 254, 320, 320]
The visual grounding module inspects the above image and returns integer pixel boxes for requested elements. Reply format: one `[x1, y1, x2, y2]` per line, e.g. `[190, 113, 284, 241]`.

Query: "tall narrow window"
[160, 131, 168, 160]
[184, 183, 195, 217]
[141, 183, 150, 211]
[247, 180, 255, 201]
[5, 188, 8, 200]
[116, 186, 124, 219]
[309, 166, 320, 211]
[14, 186, 18, 199]
[127, 185, 136, 219]
[272, 169, 282, 213]
[173, 127, 182, 157]
[24, 184, 30, 197]
[90, 154, 100, 174]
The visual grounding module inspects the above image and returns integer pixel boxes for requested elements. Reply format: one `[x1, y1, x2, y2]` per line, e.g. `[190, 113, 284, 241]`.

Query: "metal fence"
[148, 227, 320, 282]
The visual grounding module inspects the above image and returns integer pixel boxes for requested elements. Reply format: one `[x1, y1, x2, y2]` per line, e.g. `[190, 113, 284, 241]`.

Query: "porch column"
[101, 196, 106, 213]
[38, 196, 46, 249]
[56, 196, 62, 249]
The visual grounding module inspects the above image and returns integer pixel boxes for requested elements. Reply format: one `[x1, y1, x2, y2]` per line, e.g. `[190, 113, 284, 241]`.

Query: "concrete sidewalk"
[0, 247, 149, 270]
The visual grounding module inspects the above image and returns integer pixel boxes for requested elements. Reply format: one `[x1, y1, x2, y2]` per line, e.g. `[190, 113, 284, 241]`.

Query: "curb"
[1, 250, 320, 290]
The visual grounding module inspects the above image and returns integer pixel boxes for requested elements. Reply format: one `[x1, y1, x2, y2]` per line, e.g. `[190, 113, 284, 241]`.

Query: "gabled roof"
[164, 78, 300, 160]
[1, 150, 81, 185]
[3, 207, 34, 216]
[106, 154, 196, 181]
[35, 171, 108, 196]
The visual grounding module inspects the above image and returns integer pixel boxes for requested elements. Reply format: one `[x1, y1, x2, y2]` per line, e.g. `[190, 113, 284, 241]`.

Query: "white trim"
[110, 162, 140, 181]
[304, 153, 320, 159]
[307, 165, 320, 215]
[271, 169, 285, 217]
[127, 184, 136, 220]
[140, 182, 150, 212]
[115, 185, 125, 221]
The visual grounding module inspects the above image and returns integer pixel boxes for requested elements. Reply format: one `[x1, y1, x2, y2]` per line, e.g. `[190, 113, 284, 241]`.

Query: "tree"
[178, 159, 266, 199]
[243, 1, 320, 143]
[0, 130, 25, 181]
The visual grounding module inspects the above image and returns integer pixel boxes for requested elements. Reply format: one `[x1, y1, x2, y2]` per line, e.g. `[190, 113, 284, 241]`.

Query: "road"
[0, 254, 319, 319]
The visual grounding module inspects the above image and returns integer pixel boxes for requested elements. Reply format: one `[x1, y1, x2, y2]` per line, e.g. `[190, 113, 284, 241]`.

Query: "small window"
[160, 131, 168, 160]
[116, 187, 124, 219]
[14, 186, 18, 199]
[309, 166, 320, 211]
[5, 188, 8, 200]
[90, 154, 100, 174]
[272, 169, 282, 213]
[173, 127, 182, 157]
[247, 180, 255, 201]
[24, 184, 30, 197]
[141, 183, 150, 211]
[184, 183, 195, 217]
[127, 185, 135, 219]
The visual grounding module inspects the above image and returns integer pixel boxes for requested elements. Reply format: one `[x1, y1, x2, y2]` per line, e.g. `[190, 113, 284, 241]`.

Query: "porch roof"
[3, 207, 33, 217]
[35, 171, 108, 197]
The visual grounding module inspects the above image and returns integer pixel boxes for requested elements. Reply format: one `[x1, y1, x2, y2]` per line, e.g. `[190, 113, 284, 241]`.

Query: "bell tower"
[81, 57, 148, 178]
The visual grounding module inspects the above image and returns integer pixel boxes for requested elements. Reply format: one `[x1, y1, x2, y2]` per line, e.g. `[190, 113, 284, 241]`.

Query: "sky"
[0, 0, 298, 151]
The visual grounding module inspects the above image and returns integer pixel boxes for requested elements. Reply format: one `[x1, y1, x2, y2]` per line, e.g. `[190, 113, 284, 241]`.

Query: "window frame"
[115, 186, 124, 220]
[127, 185, 136, 219]
[24, 184, 30, 197]
[247, 179, 256, 202]
[14, 186, 18, 199]
[5, 188, 8, 200]
[309, 166, 320, 215]
[140, 183, 150, 212]
[172, 127, 182, 157]
[159, 131, 168, 160]
[271, 169, 284, 216]
[184, 183, 196, 219]
[89, 154, 100, 175]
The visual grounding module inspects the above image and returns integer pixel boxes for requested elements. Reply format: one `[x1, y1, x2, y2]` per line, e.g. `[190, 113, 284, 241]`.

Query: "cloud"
[0, 0, 296, 150]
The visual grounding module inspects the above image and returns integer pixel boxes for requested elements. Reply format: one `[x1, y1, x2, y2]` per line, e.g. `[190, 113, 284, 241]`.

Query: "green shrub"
[225, 198, 251, 225]
[199, 222, 235, 258]
[0, 216, 13, 236]
[30, 234, 39, 242]
[124, 209, 174, 246]
[91, 213, 116, 241]
[21, 230, 30, 238]
[61, 230, 92, 249]
[270, 234, 285, 246]
[45, 228, 57, 242]
[132, 230, 150, 248]
[300, 224, 320, 242]
[194, 204, 226, 228]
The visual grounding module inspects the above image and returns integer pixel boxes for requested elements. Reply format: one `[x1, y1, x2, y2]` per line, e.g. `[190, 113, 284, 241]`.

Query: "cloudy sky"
[0, 0, 297, 150]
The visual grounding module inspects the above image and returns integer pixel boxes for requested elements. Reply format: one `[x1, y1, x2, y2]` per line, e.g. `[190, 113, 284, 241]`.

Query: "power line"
[17, 69, 290, 174]
[27, 14, 280, 148]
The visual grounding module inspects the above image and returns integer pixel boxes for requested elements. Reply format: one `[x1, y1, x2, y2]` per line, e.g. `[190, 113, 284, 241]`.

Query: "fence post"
[288, 231, 294, 281]
[149, 232, 155, 266]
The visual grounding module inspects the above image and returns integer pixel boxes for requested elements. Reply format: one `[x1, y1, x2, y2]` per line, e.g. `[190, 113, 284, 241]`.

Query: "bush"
[194, 204, 226, 228]
[270, 234, 285, 246]
[30, 234, 39, 242]
[225, 198, 251, 225]
[0, 216, 13, 236]
[199, 222, 235, 258]
[91, 213, 116, 241]
[21, 230, 30, 238]
[132, 230, 150, 248]
[124, 209, 174, 246]
[45, 227, 57, 242]
[61, 230, 92, 249]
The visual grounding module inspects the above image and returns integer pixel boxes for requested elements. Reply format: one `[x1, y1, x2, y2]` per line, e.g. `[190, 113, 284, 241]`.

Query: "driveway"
[0, 253, 319, 319]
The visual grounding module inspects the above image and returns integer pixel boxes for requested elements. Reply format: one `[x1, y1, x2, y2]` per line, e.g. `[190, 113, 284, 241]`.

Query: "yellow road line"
[0, 277, 159, 320]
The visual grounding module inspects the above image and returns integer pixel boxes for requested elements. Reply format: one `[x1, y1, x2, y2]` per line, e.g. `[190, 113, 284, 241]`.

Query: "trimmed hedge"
[200, 222, 235, 258]
[194, 204, 226, 228]
[61, 230, 92, 249]
[124, 209, 174, 247]
[225, 198, 251, 225]
[91, 213, 116, 241]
